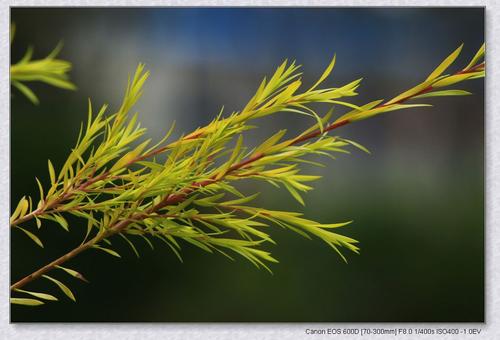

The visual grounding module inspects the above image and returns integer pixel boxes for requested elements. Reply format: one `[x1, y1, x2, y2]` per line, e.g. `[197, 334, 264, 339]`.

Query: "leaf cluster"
[10, 43, 485, 306]
[10, 24, 75, 105]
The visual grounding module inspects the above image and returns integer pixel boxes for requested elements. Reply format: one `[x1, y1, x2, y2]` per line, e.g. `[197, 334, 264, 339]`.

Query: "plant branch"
[11, 114, 354, 291]
[11, 44, 485, 297]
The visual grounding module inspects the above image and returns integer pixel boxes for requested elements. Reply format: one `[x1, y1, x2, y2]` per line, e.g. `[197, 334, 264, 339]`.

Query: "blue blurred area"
[147, 8, 479, 69]
[11, 8, 483, 322]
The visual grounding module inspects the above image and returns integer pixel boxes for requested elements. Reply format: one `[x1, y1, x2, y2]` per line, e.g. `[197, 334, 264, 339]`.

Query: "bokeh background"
[10, 8, 484, 322]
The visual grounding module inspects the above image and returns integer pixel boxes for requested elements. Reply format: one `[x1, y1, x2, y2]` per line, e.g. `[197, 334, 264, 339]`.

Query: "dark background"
[10, 8, 484, 322]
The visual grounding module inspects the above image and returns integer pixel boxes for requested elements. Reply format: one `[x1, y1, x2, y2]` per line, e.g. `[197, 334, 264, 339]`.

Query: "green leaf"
[413, 89, 472, 99]
[183, 237, 213, 253]
[138, 234, 155, 250]
[308, 55, 336, 91]
[12, 81, 39, 105]
[46, 41, 63, 59]
[119, 233, 140, 258]
[283, 183, 305, 206]
[154, 234, 183, 262]
[468, 71, 485, 79]
[216, 134, 244, 179]
[19, 45, 34, 64]
[16, 226, 43, 248]
[48, 159, 56, 185]
[349, 103, 432, 121]
[42, 275, 76, 301]
[194, 193, 225, 207]
[37, 74, 76, 90]
[14, 289, 58, 301]
[253, 129, 287, 155]
[55, 265, 89, 283]
[384, 80, 434, 106]
[432, 73, 479, 88]
[82, 211, 95, 244]
[334, 99, 384, 123]
[110, 139, 150, 172]
[92, 245, 121, 258]
[10, 196, 28, 223]
[54, 214, 69, 231]
[464, 43, 485, 70]
[220, 193, 260, 206]
[339, 138, 370, 154]
[34, 177, 45, 201]
[11, 298, 44, 306]
[426, 44, 463, 81]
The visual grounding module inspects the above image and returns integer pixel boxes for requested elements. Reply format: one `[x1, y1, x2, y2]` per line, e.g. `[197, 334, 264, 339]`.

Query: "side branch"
[10, 120, 342, 290]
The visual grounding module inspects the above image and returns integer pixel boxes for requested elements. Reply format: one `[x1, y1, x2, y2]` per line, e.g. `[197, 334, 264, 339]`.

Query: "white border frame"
[2, 1, 498, 339]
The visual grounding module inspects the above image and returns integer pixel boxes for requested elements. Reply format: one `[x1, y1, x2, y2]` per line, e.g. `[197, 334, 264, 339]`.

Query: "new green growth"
[10, 33, 485, 306]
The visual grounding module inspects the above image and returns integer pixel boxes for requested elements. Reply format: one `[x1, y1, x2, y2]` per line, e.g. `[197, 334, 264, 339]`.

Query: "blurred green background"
[10, 8, 484, 322]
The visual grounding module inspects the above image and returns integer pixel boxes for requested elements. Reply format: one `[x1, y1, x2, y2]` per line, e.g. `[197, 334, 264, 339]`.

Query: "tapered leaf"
[426, 44, 463, 81]
[413, 89, 472, 99]
[464, 43, 485, 70]
[54, 214, 69, 231]
[42, 275, 76, 301]
[48, 159, 56, 185]
[12, 81, 39, 104]
[432, 73, 479, 88]
[11, 298, 44, 306]
[385, 80, 434, 106]
[55, 265, 89, 283]
[16, 226, 43, 248]
[14, 289, 58, 301]
[308, 55, 336, 91]
[10, 196, 28, 223]
[119, 233, 140, 258]
[92, 245, 121, 258]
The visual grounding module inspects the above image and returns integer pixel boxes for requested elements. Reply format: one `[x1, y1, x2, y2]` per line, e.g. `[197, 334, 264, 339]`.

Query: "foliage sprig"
[10, 24, 75, 105]
[10, 43, 485, 306]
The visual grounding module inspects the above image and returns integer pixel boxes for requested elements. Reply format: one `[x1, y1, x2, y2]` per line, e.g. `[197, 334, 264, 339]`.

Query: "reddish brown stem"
[292, 119, 350, 144]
